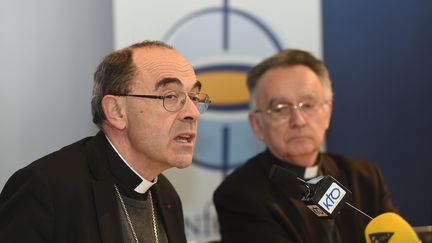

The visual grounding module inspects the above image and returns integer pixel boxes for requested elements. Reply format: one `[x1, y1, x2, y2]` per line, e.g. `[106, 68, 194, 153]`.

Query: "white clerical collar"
[304, 164, 319, 179]
[105, 135, 157, 194]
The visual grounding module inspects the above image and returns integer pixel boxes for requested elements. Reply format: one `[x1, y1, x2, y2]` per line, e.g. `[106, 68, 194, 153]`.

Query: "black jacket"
[0, 131, 187, 243]
[214, 151, 396, 243]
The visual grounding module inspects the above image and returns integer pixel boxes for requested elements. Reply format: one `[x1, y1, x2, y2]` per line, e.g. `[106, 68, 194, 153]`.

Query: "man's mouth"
[174, 133, 195, 143]
[288, 135, 311, 142]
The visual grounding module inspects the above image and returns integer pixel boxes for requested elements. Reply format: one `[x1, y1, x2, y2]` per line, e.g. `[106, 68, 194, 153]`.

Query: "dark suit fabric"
[213, 151, 396, 243]
[0, 132, 187, 243]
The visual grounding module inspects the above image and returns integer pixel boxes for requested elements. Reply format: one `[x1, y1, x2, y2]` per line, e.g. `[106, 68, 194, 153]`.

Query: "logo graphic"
[318, 182, 346, 213]
[369, 232, 394, 243]
[163, 0, 283, 176]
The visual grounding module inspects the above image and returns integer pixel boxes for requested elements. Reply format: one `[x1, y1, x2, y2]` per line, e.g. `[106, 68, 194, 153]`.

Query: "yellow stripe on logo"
[197, 71, 250, 105]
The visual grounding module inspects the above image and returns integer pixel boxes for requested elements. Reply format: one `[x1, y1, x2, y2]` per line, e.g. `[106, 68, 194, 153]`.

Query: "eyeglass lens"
[163, 91, 210, 113]
[267, 100, 323, 119]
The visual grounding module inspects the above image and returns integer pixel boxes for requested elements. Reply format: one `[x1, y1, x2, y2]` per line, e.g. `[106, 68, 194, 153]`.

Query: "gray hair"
[91, 40, 173, 127]
[246, 49, 333, 110]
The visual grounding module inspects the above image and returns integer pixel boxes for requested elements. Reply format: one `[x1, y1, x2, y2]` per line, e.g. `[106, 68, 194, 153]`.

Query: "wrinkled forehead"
[132, 47, 197, 91]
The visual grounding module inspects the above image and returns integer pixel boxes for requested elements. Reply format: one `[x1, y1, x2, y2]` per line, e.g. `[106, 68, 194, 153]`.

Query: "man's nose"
[289, 108, 306, 127]
[180, 95, 200, 121]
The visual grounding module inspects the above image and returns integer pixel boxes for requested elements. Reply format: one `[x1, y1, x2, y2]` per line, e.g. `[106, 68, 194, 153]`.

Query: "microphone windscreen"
[269, 164, 298, 183]
[268, 164, 308, 196]
[365, 212, 420, 243]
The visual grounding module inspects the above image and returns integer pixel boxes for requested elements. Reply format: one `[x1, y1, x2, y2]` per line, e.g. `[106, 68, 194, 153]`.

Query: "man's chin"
[173, 156, 193, 169]
[285, 143, 319, 156]
[175, 162, 191, 169]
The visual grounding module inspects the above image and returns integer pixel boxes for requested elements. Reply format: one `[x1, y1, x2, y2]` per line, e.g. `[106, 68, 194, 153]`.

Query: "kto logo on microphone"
[318, 182, 346, 214]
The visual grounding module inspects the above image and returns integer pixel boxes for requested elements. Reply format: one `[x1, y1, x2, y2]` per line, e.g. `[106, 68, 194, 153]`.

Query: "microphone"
[269, 164, 372, 219]
[364, 212, 421, 243]
[269, 165, 421, 242]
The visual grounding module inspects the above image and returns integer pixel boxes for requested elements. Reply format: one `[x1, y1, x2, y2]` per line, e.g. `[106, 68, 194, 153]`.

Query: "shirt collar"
[105, 135, 157, 194]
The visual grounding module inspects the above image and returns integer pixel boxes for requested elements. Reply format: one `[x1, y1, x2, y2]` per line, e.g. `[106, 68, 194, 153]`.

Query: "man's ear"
[248, 112, 266, 141]
[101, 95, 127, 130]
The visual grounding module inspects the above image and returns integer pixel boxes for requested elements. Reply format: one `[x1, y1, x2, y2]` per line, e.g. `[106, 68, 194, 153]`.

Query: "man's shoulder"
[223, 152, 266, 179]
[323, 152, 378, 170]
[322, 152, 384, 184]
[215, 152, 269, 194]
[27, 135, 97, 170]
[1, 134, 103, 200]
[10, 134, 104, 185]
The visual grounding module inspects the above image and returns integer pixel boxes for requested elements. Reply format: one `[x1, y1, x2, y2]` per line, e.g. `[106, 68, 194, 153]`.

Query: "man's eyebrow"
[267, 92, 320, 105]
[154, 78, 202, 91]
[267, 97, 279, 107]
[298, 92, 320, 101]
[154, 77, 182, 90]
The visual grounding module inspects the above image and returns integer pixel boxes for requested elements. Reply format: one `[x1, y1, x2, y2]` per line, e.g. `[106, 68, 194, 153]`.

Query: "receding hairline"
[126, 46, 199, 92]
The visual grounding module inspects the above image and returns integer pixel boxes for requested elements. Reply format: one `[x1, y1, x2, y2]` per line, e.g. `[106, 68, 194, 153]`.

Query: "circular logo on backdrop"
[163, 4, 283, 175]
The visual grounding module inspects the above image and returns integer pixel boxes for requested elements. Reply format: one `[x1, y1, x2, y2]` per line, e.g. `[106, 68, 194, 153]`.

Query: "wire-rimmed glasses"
[255, 100, 329, 120]
[113, 90, 211, 114]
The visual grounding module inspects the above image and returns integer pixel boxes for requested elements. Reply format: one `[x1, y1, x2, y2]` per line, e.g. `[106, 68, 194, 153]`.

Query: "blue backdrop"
[323, 1, 432, 226]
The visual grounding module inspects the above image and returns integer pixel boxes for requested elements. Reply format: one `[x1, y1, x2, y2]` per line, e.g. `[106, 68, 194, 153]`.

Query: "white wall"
[0, 0, 113, 188]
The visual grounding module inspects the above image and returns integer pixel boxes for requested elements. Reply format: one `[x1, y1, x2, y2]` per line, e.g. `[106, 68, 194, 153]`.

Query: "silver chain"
[114, 184, 159, 243]
[149, 190, 159, 243]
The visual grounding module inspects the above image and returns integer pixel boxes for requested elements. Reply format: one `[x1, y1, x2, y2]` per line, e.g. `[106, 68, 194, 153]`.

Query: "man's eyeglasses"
[113, 90, 211, 114]
[255, 100, 329, 120]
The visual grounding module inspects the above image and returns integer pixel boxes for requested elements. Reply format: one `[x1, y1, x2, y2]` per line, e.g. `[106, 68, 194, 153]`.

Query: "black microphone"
[269, 164, 372, 220]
